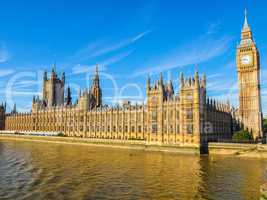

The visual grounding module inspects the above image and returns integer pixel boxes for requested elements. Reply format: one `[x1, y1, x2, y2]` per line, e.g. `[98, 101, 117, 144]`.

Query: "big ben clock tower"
[236, 10, 263, 140]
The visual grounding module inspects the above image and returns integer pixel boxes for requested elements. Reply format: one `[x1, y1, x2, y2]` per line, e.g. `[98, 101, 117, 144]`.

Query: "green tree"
[263, 118, 267, 134]
[232, 130, 253, 141]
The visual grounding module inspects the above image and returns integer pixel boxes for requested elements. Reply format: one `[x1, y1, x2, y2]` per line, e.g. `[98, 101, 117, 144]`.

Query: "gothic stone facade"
[3, 12, 263, 146]
[236, 12, 263, 139]
[4, 70, 232, 147]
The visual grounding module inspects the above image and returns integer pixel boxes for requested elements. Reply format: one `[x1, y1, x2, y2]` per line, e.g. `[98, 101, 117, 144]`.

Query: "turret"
[78, 88, 81, 98]
[43, 70, 47, 81]
[65, 86, 72, 106]
[179, 72, 184, 88]
[12, 103, 17, 114]
[194, 71, 199, 88]
[202, 74, 206, 87]
[167, 79, 174, 99]
[159, 73, 163, 87]
[146, 75, 150, 91]
[51, 67, 56, 80]
[61, 72, 65, 84]
[90, 65, 102, 108]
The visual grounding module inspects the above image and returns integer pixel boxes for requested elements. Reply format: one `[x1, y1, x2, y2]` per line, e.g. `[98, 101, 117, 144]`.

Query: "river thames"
[0, 140, 266, 200]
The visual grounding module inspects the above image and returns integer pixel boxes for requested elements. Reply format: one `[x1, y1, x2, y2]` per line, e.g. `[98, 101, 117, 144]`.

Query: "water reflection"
[0, 140, 266, 200]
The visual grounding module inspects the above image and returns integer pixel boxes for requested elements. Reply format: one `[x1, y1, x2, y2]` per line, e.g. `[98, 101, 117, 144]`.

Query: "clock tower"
[236, 10, 263, 140]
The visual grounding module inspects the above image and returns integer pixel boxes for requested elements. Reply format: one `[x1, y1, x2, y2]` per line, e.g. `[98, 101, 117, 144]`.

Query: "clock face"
[241, 55, 252, 65]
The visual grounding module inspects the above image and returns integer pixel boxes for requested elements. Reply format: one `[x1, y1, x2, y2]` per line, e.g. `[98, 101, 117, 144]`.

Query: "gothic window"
[152, 124, 157, 133]
[170, 125, 173, 132]
[124, 126, 128, 132]
[169, 110, 173, 118]
[131, 126, 135, 132]
[152, 111, 157, 121]
[186, 109, 193, 119]
[177, 125, 180, 134]
[138, 125, 142, 133]
[164, 125, 167, 132]
[187, 124, 193, 134]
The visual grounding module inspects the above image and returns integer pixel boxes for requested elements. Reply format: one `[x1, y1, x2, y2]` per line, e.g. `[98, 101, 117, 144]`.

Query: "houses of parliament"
[1, 12, 264, 147]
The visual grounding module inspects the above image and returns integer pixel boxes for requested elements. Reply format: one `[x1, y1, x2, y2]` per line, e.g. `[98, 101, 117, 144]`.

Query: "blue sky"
[0, 0, 266, 116]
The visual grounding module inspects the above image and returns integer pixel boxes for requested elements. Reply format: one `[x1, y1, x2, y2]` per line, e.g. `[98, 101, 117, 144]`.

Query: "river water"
[0, 140, 266, 200]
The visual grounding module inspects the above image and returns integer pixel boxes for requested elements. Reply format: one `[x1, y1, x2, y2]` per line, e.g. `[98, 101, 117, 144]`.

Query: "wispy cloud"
[132, 30, 151, 42]
[0, 69, 14, 77]
[71, 64, 106, 75]
[0, 44, 9, 63]
[133, 34, 233, 77]
[69, 30, 151, 63]
[207, 73, 222, 79]
[71, 50, 133, 75]
[206, 21, 221, 35]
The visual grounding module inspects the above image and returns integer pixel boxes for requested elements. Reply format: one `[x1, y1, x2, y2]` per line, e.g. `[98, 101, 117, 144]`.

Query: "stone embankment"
[0, 133, 200, 154]
[209, 142, 267, 158]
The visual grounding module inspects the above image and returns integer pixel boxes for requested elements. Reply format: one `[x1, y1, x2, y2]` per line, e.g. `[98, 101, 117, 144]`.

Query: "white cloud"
[71, 64, 106, 75]
[0, 69, 14, 77]
[133, 35, 233, 77]
[207, 73, 222, 79]
[71, 50, 133, 75]
[69, 30, 151, 63]
[132, 30, 151, 42]
[0, 44, 9, 63]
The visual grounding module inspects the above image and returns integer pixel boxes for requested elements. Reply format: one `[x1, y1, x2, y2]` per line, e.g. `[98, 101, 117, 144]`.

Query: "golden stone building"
[2, 12, 263, 146]
[236, 11, 263, 140]
[4, 67, 232, 147]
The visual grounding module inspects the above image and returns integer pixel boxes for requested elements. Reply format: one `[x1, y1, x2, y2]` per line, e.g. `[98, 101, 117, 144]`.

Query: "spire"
[12, 103, 17, 114]
[146, 74, 150, 90]
[240, 8, 253, 43]
[78, 88, 81, 98]
[96, 64, 99, 75]
[243, 9, 250, 30]
[43, 70, 47, 81]
[53, 60, 57, 72]
[180, 72, 184, 87]
[194, 70, 199, 80]
[90, 64, 102, 108]
[168, 78, 174, 97]
[51, 62, 57, 80]
[61, 72, 65, 83]
[65, 86, 72, 106]
[159, 72, 163, 86]
[93, 64, 100, 84]
[202, 73, 206, 87]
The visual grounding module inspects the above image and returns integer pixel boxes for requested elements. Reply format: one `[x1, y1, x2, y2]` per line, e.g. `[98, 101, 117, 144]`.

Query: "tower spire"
[96, 64, 99, 75]
[240, 9, 253, 42]
[243, 9, 250, 30]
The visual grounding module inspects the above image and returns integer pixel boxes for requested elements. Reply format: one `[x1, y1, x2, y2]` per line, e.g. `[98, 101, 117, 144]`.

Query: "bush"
[263, 118, 267, 134]
[232, 130, 253, 141]
[57, 132, 65, 137]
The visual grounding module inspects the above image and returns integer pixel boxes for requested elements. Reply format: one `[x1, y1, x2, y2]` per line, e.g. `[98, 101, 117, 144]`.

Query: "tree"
[263, 118, 267, 134]
[232, 130, 253, 141]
